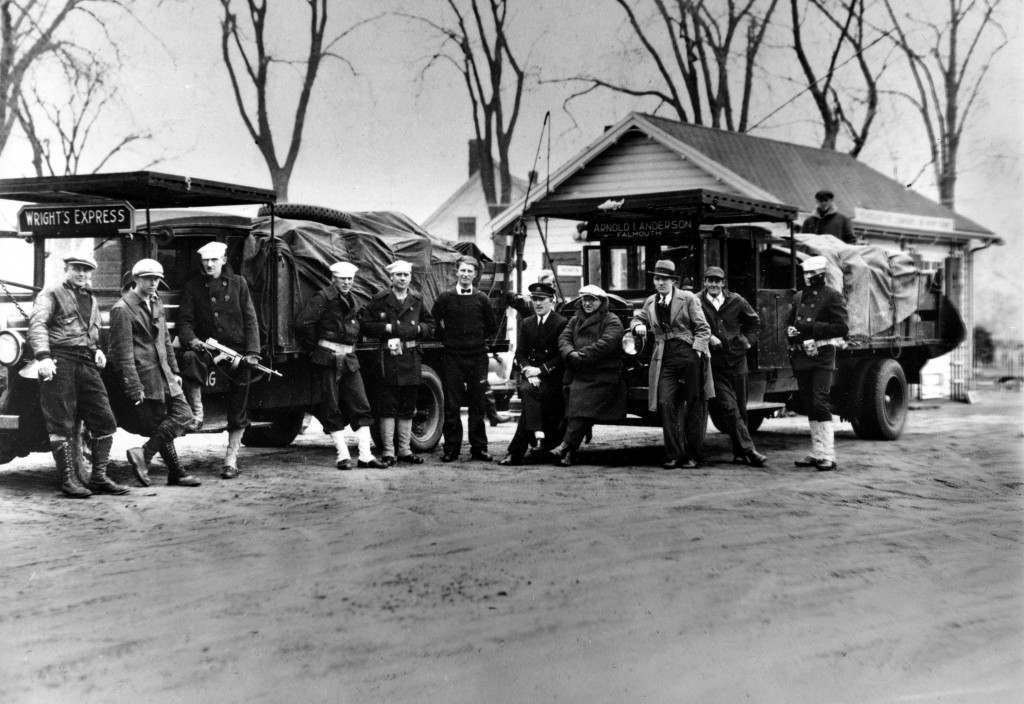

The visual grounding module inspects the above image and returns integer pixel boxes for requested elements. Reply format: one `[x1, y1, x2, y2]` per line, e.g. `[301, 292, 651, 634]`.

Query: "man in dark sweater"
[432, 256, 498, 462]
[802, 189, 856, 244]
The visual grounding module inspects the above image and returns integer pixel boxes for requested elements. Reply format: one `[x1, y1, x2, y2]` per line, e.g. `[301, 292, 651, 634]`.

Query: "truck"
[503, 188, 965, 439]
[0, 172, 513, 474]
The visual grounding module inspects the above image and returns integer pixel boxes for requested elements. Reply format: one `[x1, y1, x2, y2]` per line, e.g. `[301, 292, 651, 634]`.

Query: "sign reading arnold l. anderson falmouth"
[18, 202, 134, 237]
[589, 217, 692, 241]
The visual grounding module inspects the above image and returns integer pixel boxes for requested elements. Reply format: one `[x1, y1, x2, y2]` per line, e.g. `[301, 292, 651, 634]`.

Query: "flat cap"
[577, 284, 607, 299]
[704, 266, 726, 279]
[63, 253, 97, 270]
[814, 189, 835, 201]
[131, 258, 164, 278]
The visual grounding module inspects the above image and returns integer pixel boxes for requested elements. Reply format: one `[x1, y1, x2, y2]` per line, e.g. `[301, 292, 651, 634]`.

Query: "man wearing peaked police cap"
[295, 261, 385, 470]
[27, 252, 128, 498]
[360, 260, 435, 465]
[109, 259, 200, 488]
[629, 259, 712, 469]
[698, 266, 767, 467]
[176, 240, 261, 479]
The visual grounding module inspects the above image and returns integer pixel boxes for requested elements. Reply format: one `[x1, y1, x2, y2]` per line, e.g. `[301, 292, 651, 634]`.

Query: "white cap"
[131, 258, 164, 278]
[578, 284, 607, 299]
[329, 261, 358, 277]
[386, 260, 412, 274]
[802, 255, 829, 274]
[197, 241, 228, 259]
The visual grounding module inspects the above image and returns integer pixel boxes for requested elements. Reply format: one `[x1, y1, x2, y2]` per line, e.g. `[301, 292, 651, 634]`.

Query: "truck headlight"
[0, 330, 24, 366]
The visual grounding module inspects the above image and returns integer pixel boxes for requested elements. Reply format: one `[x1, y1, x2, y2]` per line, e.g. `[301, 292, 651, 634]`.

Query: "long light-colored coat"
[630, 288, 714, 412]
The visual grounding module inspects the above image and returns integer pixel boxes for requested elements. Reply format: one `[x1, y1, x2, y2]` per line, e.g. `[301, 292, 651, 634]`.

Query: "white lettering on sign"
[18, 203, 134, 235]
[591, 218, 691, 236]
[855, 207, 955, 232]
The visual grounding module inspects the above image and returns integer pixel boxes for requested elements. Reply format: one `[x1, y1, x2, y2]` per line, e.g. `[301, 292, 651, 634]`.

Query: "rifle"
[201, 338, 283, 378]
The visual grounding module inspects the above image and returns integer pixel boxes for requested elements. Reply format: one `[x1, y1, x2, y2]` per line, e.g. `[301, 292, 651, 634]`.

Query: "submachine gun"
[201, 338, 283, 378]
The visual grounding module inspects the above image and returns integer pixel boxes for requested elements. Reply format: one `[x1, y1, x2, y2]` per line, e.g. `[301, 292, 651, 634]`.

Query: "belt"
[318, 340, 354, 355]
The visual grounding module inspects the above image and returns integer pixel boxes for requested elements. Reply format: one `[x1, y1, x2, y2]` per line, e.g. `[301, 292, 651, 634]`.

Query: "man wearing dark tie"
[698, 266, 766, 467]
[629, 260, 711, 469]
[498, 281, 567, 466]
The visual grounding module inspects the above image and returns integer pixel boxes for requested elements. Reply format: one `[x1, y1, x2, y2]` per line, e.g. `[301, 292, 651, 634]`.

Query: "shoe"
[556, 452, 572, 467]
[381, 455, 398, 467]
[440, 450, 459, 462]
[794, 455, 819, 467]
[126, 447, 152, 487]
[470, 450, 493, 462]
[815, 459, 838, 471]
[168, 474, 202, 486]
[743, 450, 767, 468]
[397, 454, 423, 465]
[497, 454, 523, 466]
[661, 458, 678, 470]
[357, 458, 386, 469]
[336, 458, 353, 471]
[220, 465, 240, 479]
[677, 458, 698, 469]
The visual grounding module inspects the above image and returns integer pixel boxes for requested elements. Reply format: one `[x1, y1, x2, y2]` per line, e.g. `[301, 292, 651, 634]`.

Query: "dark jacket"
[431, 289, 497, 353]
[177, 271, 260, 354]
[699, 288, 760, 375]
[109, 289, 182, 400]
[558, 300, 625, 421]
[515, 310, 567, 380]
[787, 283, 849, 371]
[28, 281, 101, 358]
[361, 289, 435, 387]
[802, 210, 856, 244]
[295, 285, 361, 349]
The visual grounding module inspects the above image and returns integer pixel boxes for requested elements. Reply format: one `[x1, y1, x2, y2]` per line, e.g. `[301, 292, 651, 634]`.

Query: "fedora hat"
[648, 259, 679, 278]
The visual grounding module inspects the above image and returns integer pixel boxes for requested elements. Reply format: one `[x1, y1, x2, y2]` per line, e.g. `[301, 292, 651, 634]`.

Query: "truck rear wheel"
[241, 410, 307, 447]
[410, 366, 443, 453]
[851, 358, 908, 440]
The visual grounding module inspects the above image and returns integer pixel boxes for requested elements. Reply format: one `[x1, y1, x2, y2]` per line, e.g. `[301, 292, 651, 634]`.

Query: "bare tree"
[16, 57, 155, 175]
[789, 0, 889, 156]
[401, 0, 526, 208]
[559, 0, 780, 131]
[219, 0, 376, 201]
[0, 0, 131, 161]
[882, 0, 1007, 208]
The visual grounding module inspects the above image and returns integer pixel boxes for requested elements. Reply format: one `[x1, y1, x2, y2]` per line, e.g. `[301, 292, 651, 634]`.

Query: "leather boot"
[184, 381, 204, 431]
[52, 439, 91, 498]
[88, 435, 129, 494]
[161, 441, 201, 486]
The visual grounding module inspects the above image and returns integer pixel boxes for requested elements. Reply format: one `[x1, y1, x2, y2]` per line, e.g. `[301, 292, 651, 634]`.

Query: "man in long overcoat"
[698, 266, 767, 467]
[109, 259, 199, 487]
[361, 260, 435, 465]
[630, 260, 712, 469]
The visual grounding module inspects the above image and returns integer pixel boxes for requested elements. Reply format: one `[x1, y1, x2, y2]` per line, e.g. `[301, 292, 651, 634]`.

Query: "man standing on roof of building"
[28, 252, 129, 498]
[176, 240, 261, 479]
[361, 260, 435, 465]
[432, 255, 498, 463]
[802, 189, 857, 244]
[295, 261, 385, 470]
[109, 259, 200, 488]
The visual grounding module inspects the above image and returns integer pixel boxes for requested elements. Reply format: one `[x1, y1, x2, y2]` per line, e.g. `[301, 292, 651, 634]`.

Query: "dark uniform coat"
[558, 300, 625, 422]
[109, 289, 182, 400]
[699, 289, 759, 376]
[511, 309, 567, 444]
[361, 290, 434, 387]
[176, 271, 260, 355]
[787, 284, 849, 371]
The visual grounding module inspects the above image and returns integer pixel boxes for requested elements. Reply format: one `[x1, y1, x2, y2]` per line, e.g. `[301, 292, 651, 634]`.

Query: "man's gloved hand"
[243, 354, 261, 368]
[37, 358, 57, 382]
[189, 338, 206, 352]
[94, 349, 107, 369]
[633, 323, 648, 338]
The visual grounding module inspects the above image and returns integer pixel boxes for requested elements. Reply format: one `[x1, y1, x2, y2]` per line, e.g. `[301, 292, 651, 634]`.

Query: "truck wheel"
[410, 366, 444, 453]
[241, 410, 306, 447]
[257, 203, 352, 229]
[851, 358, 908, 440]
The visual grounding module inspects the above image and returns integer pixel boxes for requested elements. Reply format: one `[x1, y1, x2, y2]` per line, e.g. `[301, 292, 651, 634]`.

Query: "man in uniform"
[295, 261, 384, 470]
[787, 255, 850, 471]
[802, 189, 856, 244]
[629, 259, 711, 469]
[108, 259, 200, 487]
[176, 241, 261, 479]
[28, 253, 128, 498]
[361, 260, 435, 465]
[498, 280, 567, 466]
[432, 256, 498, 462]
[698, 266, 767, 467]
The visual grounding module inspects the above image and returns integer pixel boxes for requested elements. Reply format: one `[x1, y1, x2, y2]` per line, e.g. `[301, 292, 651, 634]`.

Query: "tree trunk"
[271, 168, 291, 203]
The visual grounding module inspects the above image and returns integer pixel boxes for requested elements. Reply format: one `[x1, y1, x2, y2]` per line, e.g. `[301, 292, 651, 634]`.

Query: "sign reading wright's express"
[18, 203, 134, 237]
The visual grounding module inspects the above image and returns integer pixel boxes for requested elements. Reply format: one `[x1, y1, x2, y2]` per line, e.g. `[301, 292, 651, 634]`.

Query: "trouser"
[561, 417, 595, 453]
[137, 392, 194, 448]
[38, 354, 117, 440]
[313, 365, 373, 433]
[657, 342, 702, 461]
[506, 378, 564, 457]
[708, 367, 753, 455]
[179, 349, 251, 429]
[795, 367, 835, 422]
[442, 350, 488, 453]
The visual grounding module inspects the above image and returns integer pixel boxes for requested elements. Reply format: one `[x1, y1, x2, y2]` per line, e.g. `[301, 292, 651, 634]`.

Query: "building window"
[457, 217, 476, 242]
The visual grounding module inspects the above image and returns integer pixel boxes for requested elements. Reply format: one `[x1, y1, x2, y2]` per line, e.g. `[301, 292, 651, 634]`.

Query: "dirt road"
[1, 390, 1022, 703]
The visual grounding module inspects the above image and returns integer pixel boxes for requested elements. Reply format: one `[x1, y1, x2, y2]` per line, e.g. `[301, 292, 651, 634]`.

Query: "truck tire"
[241, 409, 306, 447]
[257, 203, 352, 229]
[410, 365, 444, 453]
[851, 358, 908, 440]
